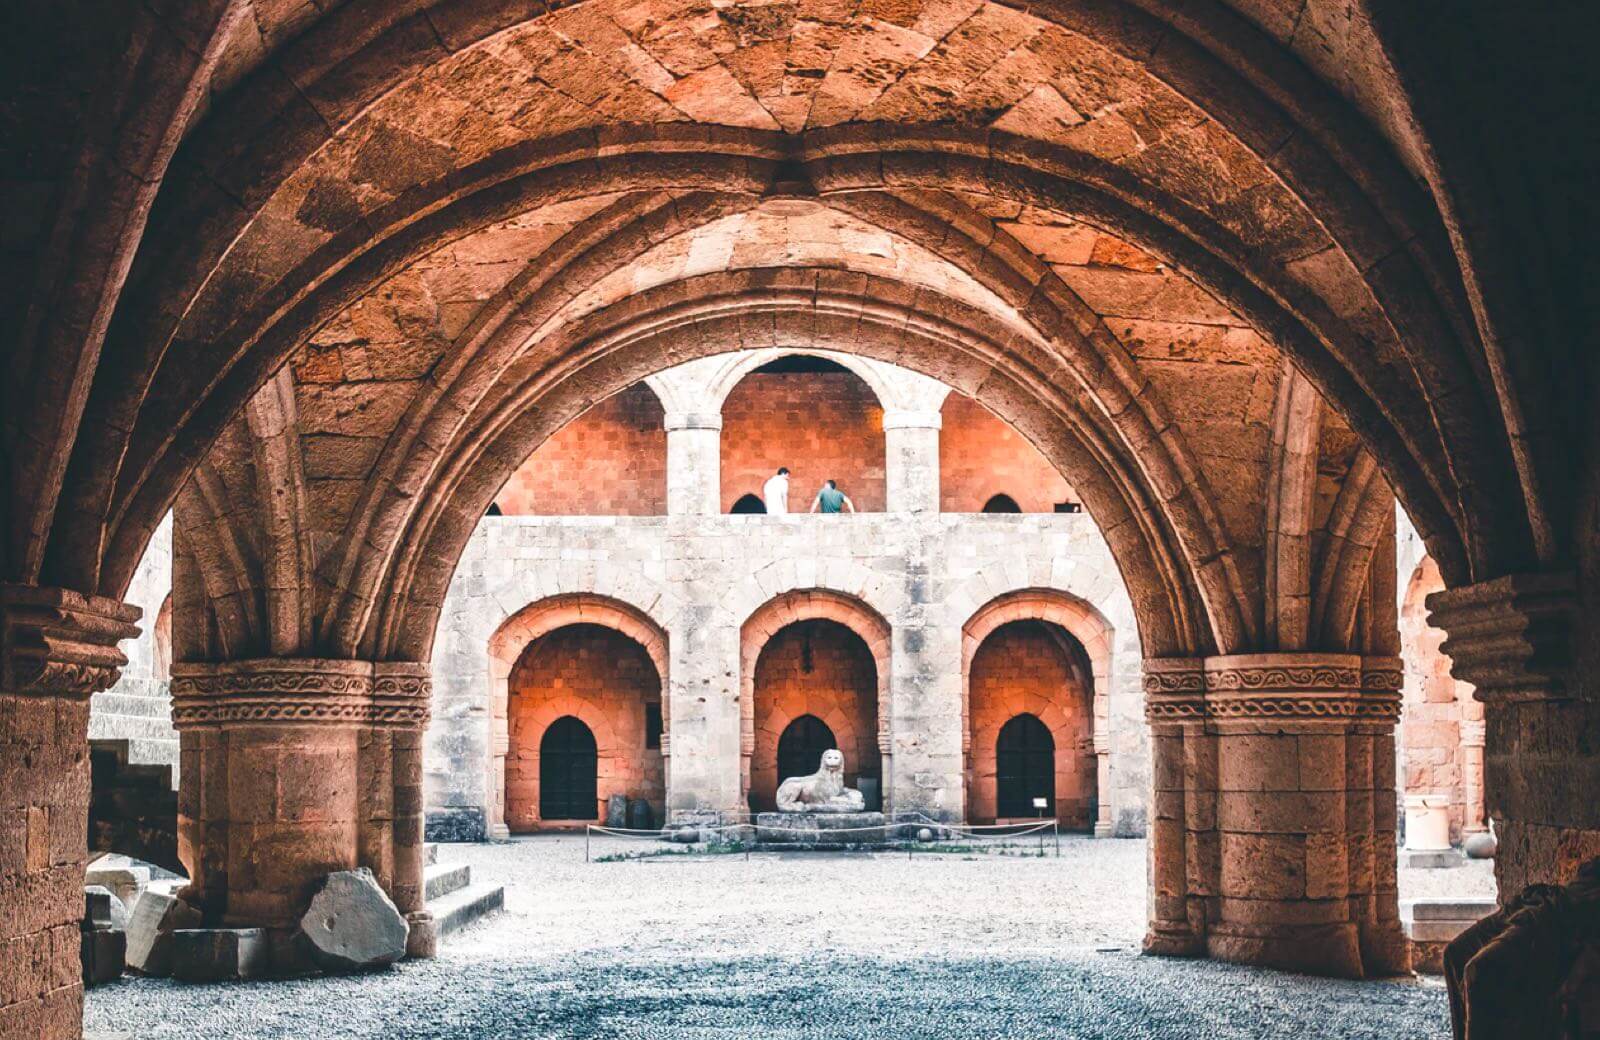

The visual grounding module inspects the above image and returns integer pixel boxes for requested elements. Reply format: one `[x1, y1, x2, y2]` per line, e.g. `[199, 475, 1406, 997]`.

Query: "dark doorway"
[776, 714, 838, 784]
[982, 493, 1022, 513]
[996, 713, 1054, 817]
[539, 715, 598, 820]
[731, 493, 767, 514]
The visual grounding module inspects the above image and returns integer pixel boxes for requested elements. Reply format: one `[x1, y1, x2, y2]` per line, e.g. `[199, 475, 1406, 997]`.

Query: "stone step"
[424, 862, 471, 901]
[91, 713, 179, 741]
[1401, 897, 1497, 923]
[92, 693, 172, 718]
[430, 882, 504, 938]
[424, 843, 438, 866]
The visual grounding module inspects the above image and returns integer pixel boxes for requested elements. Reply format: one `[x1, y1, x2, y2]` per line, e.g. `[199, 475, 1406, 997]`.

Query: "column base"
[406, 911, 438, 959]
[1142, 922, 1204, 958]
[1207, 921, 1364, 979]
[1093, 821, 1115, 839]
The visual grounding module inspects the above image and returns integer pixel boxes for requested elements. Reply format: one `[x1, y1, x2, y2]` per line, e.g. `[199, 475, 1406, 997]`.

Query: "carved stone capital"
[0, 583, 141, 697]
[1203, 653, 1375, 720]
[170, 658, 431, 729]
[1143, 658, 1206, 722]
[1426, 572, 1576, 702]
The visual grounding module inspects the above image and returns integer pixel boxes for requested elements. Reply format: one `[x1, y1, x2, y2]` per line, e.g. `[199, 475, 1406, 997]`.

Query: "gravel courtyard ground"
[86, 835, 1493, 1040]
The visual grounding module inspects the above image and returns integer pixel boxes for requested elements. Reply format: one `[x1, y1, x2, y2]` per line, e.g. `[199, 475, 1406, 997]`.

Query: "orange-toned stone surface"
[721, 369, 886, 514]
[966, 621, 1095, 828]
[749, 620, 880, 812]
[505, 624, 664, 829]
[495, 383, 667, 516]
[940, 394, 1074, 513]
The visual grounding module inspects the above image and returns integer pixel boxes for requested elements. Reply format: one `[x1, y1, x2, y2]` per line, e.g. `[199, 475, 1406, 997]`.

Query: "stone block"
[606, 794, 628, 827]
[81, 927, 125, 986]
[84, 886, 129, 931]
[125, 891, 202, 976]
[755, 811, 888, 845]
[298, 868, 409, 973]
[84, 861, 150, 909]
[170, 928, 270, 982]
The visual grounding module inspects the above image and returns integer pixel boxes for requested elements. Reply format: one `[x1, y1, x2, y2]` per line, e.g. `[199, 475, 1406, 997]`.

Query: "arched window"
[982, 493, 1022, 513]
[730, 493, 767, 514]
[539, 716, 597, 820]
[996, 713, 1054, 817]
[776, 714, 838, 783]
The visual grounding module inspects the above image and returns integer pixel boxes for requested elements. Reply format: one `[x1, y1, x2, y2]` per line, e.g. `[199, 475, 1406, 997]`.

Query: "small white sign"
[1032, 797, 1048, 809]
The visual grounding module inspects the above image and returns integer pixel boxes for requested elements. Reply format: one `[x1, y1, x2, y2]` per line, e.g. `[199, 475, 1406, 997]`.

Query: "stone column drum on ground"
[0, 584, 141, 1039]
[169, 659, 435, 968]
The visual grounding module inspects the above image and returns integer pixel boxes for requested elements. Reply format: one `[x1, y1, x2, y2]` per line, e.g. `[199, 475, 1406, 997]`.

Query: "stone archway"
[740, 590, 892, 811]
[962, 590, 1116, 836]
[486, 595, 668, 838]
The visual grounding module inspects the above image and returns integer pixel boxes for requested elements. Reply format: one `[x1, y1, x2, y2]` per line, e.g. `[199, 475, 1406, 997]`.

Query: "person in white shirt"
[762, 467, 790, 514]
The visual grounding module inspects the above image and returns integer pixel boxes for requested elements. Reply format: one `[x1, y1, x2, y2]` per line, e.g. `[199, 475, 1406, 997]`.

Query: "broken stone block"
[626, 798, 652, 831]
[606, 794, 628, 827]
[81, 926, 126, 986]
[170, 928, 269, 982]
[85, 885, 131, 931]
[298, 868, 409, 972]
[125, 891, 202, 976]
[85, 859, 151, 910]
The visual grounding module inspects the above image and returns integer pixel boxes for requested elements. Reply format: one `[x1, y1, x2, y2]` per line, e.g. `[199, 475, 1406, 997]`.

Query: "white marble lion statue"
[775, 748, 867, 813]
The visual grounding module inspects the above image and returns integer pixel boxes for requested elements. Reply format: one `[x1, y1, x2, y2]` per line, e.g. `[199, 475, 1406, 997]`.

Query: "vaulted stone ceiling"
[5, 0, 1573, 671]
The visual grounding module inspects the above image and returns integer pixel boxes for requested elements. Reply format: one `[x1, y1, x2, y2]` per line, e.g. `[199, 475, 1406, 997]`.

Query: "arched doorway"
[776, 714, 838, 784]
[982, 493, 1022, 513]
[730, 493, 766, 514]
[538, 716, 598, 821]
[996, 714, 1055, 818]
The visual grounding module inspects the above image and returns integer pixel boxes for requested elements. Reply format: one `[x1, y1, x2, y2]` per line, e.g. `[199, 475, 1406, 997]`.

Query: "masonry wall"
[495, 382, 667, 515]
[1399, 556, 1474, 843]
[749, 619, 880, 810]
[940, 393, 1075, 513]
[427, 512, 1148, 837]
[505, 624, 664, 830]
[721, 371, 886, 513]
[967, 620, 1096, 828]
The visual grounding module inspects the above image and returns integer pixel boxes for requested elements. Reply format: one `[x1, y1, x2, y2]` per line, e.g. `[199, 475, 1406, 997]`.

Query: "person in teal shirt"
[809, 479, 856, 514]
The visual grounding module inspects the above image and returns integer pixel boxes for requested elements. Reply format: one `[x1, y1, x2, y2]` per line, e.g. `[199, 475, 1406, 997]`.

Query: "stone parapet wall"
[428, 512, 1146, 838]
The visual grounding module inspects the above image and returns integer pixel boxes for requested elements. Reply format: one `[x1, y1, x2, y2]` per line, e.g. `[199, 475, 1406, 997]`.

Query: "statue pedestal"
[755, 812, 888, 847]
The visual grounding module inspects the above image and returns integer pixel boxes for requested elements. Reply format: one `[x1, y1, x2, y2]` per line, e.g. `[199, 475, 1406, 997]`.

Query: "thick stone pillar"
[1142, 658, 1210, 957]
[1428, 573, 1596, 895]
[664, 412, 721, 516]
[882, 409, 940, 514]
[0, 584, 140, 1039]
[1140, 653, 1405, 977]
[169, 659, 435, 965]
[665, 604, 742, 814]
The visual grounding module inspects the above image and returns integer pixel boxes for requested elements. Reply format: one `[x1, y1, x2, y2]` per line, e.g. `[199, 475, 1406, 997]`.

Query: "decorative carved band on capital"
[0, 583, 141, 697]
[1142, 653, 1400, 722]
[170, 659, 431, 728]
[1426, 572, 1576, 703]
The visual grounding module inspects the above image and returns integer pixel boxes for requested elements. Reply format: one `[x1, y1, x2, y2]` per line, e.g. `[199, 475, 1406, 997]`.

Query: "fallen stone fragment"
[125, 891, 202, 976]
[298, 868, 409, 972]
[85, 885, 131, 931]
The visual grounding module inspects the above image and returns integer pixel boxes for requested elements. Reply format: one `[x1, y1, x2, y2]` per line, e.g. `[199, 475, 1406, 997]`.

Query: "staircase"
[89, 684, 179, 789]
[423, 843, 505, 938]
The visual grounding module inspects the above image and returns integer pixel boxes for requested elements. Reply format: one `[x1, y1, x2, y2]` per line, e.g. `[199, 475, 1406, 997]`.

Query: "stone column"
[1202, 653, 1397, 978]
[664, 412, 721, 517]
[170, 658, 435, 965]
[1428, 572, 1594, 895]
[1354, 656, 1409, 975]
[1142, 658, 1210, 958]
[882, 409, 941, 514]
[1459, 716, 1489, 842]
[664, 604, 743, 815]
[0, 584, 141, 1039]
